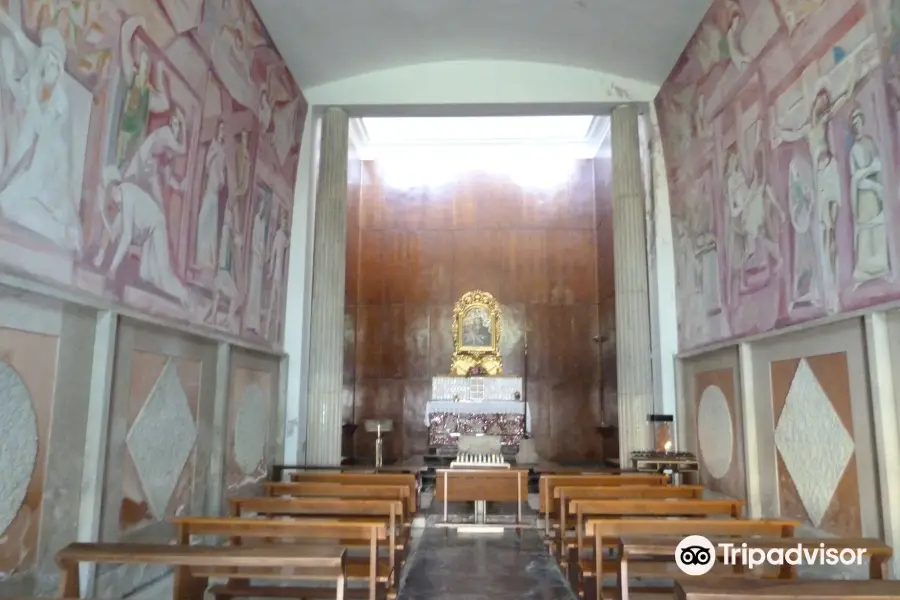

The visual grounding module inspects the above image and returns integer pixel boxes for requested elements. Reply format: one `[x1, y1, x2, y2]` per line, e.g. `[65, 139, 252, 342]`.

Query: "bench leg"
[172, 566, 208, 600]
[57, 562, 80, 598]
[336, 574, 346, 600]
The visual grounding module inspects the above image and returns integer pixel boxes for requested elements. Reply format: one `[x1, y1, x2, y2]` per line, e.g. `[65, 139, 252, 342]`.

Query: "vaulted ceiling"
[254, 0, 712, 90]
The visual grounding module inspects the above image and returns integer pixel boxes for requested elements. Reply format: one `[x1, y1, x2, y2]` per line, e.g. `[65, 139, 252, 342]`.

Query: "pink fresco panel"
[0, 0, 305, 350]
[659, 0, 896, 350]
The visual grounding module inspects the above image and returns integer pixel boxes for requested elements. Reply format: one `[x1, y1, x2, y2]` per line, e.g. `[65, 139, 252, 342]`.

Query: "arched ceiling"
[254, 0, 712, 89]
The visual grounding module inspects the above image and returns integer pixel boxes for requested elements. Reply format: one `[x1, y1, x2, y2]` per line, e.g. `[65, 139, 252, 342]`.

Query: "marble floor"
[397, 526, 577, 600]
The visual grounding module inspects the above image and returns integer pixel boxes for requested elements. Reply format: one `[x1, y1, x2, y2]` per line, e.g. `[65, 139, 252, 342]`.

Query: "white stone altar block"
[457, 435, 502, 454]
[431, 376, 522, 401]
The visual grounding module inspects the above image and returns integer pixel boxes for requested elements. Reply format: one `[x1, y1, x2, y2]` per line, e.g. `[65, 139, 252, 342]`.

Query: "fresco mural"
[0, 0, 305, 349]
[658, 0, 899, 351]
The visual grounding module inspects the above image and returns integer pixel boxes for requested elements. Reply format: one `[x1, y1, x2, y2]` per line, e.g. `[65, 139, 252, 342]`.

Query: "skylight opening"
[360, 115, 595, 144]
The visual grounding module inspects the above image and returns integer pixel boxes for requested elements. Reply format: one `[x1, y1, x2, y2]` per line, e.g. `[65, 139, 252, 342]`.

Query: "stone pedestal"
[305, 108, 349, 466]
[611, 105, 654, 459]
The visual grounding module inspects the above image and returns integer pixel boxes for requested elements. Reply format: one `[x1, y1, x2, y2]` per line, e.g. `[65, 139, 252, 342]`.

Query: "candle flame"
[664, 441, 672, 451]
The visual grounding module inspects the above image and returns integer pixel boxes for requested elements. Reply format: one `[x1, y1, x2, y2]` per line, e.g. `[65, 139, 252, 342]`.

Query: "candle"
[664, 441, 672, 453]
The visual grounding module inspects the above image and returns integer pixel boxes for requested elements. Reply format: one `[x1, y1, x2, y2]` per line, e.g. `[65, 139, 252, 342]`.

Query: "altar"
[427, 376, 529, 446]
[426, 291, 530, 451]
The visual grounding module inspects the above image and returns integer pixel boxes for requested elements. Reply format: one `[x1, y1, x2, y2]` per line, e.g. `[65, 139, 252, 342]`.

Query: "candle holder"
[647, 414, 674, 454]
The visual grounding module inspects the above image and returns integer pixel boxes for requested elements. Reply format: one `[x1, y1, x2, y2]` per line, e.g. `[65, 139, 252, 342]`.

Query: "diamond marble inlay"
[774, 358, 854, 528]
[126, 359, 197, 519]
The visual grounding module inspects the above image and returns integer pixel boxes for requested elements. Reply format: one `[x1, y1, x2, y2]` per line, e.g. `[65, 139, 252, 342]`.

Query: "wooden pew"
[675, 578, 900, 599]
[289, 472, 418, 513]
[568, 497, 746, 580]
[553, 485, 704, 562]
[618, 535, 894, 584]
[583, 518, 798, 600]
[264, 482, 411, 526]
[539, 474, 667, 538]
[55, 542, 346, 600]
[171, 516, 388, 600]
[229, 496, 407, 585]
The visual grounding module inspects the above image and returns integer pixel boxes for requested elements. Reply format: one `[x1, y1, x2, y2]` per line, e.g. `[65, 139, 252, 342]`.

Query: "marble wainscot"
[427, 376, 529, 448]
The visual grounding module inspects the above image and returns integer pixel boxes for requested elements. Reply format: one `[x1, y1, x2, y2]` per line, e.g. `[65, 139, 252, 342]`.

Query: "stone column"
[611, 104, 654, 460]
[305, 107, 349, 466]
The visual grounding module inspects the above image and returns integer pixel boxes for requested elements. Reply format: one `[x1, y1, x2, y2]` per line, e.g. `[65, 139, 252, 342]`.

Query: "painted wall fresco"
[0, 0, 305, 348]
[657, 0, 900, 350]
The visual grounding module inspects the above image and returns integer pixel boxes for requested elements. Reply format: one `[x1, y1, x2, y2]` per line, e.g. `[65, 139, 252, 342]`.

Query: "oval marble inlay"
[697, 384, 733, 479]
[234, 383, 268, 475]
[0, 361, 38, 536]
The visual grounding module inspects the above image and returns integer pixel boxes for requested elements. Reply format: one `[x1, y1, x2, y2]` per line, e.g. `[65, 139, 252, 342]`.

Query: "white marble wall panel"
[431, 376, 522, 401]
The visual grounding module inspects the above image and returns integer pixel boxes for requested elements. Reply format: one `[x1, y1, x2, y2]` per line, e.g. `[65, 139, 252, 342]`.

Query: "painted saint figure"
[122, 106, 187, 202]
[243, 197, 268, 332]
[773, 54, 868, 312]
[0, 24, 82, 252]
[95, 166, 190, 306]
[195, 121, 229, 269]
[787, 157, 819, 309]
[114, 16, 170, 168]
[264, 211, 288, 340]
[848, 107, 890, 285]
[206, 201, 242, 327]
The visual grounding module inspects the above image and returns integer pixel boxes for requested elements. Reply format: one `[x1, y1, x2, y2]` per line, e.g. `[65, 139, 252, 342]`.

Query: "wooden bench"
[582, 518, 798, 600]
[618, 535, 893, 586]
[675, 578, 900, 599]
[289, 473, 418, 513]
[553, 485, 704, 560]
[171, 516, 388, 600]
[229, 496, 407, 585]
[568, 497, 746, 578]
[264, 482, 412, 526]
[55, 542, 346, 600]
[539, 474, 667, 538]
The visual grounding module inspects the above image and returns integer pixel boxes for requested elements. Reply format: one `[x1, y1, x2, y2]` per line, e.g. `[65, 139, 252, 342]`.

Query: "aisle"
[397, 526, 578, 600]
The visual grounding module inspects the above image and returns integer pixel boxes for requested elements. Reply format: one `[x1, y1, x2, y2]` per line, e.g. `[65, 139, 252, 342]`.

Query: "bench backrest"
[434, 469, 529, 503]
[289, 473, 417, 512]
[171, 516, 387, 545]
[585, 517, 796, 542]
[555, 486, 705, 539]
[571, 498, 744, 518]
[539, 474, 667, 512]
[229, 496, 402, 522]
[263, 482, 410, 516]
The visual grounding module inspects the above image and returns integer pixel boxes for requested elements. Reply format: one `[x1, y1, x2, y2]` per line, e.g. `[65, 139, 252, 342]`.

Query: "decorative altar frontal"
[427, 376, 528, 446]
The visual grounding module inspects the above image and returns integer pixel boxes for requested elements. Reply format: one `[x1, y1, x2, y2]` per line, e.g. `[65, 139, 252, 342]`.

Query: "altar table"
[434, 468, 528, 529]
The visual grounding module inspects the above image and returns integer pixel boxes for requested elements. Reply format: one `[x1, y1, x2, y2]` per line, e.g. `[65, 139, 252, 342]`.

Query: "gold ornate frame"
[450, 290, 502, 376]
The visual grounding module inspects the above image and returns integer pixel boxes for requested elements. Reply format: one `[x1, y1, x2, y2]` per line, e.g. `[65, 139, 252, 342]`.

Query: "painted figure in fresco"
[122, 106, 187, 202]
[774, 0, 826, 34]
[772, 54, 869, 312]
[258, 89, 272, 132]
[848, 106, 890, 285]
[206, 0, 256, 109]
[206, 201, 242, 327]
[693, 0, 750, 72]
[114, 16, 170, 168]
[195, 121, 229, 270]
[787, 156, 820, 309]
[243, 195, 268, 333]
[264, 210, 288, 340]
[724, 145, 785, 295]
[688, 177, 721, 313]
[0, 24, 82, 252]
[235, 131, 251, 198]
[95, 166, 191, 306]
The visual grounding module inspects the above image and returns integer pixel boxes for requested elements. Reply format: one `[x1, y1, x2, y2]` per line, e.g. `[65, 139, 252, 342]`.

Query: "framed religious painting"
[450, 290, 502, 375]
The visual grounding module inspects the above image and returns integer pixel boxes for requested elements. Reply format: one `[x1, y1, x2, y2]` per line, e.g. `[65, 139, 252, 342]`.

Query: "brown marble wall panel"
[0, 328, 57, 579]
[119, 352, 201, 534]
[694, 368, 746, 499]
[595, 153, 617, 459]
[770, 352, 862, 537]
[346, 159, 612, 461]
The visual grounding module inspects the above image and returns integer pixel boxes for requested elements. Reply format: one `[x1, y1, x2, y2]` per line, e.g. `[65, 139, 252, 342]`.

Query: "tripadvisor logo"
[675, 535, 868, 576]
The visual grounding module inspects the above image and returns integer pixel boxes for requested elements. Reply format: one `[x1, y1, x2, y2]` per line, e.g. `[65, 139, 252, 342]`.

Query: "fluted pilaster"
[611, 105, 654, 460]
[305, 108, 349, 466]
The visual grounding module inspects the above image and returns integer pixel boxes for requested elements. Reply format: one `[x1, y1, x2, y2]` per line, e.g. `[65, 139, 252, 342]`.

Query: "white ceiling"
[254, 0, 712, 89]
